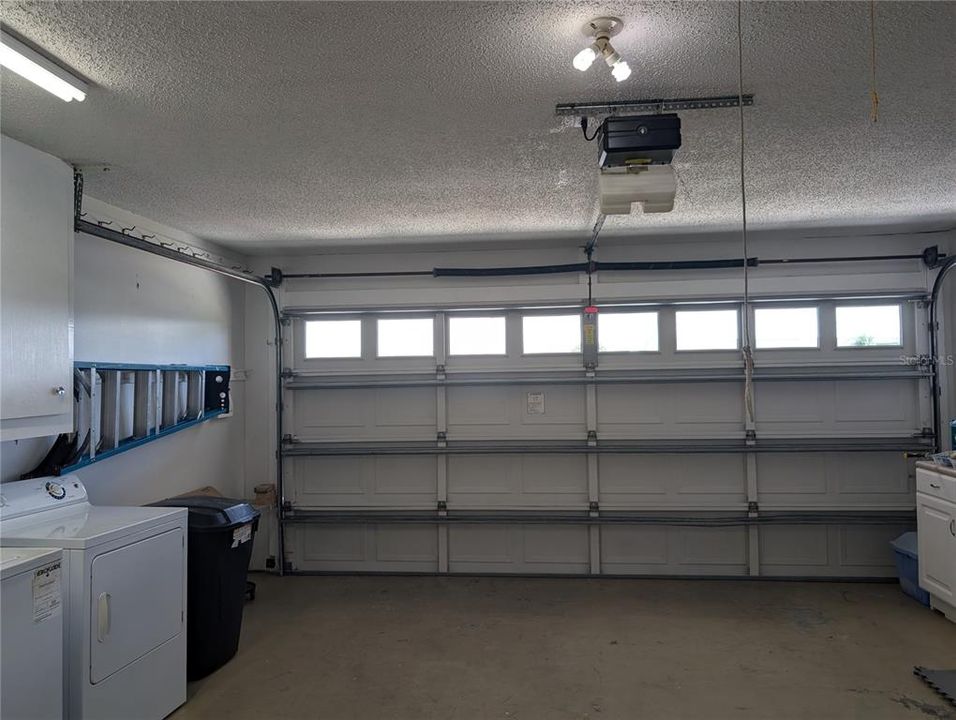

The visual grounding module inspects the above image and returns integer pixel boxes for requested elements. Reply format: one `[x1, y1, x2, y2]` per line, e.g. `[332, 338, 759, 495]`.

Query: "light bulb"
[602, 47, 622, 67]
[572, 45, 598, 72]
[611, 60, 631, 82]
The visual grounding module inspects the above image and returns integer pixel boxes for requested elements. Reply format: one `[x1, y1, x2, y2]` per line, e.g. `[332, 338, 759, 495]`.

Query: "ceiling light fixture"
[573, 17, 631, 83]
[0, 30, 87, 102]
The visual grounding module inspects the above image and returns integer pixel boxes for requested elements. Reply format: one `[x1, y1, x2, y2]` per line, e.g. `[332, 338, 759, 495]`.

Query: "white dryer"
[1, 547, 64, 720]
[0, 476, 188, 720]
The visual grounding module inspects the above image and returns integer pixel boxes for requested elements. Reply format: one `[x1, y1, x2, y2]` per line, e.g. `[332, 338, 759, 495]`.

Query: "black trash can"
[150, 495, 260, 680]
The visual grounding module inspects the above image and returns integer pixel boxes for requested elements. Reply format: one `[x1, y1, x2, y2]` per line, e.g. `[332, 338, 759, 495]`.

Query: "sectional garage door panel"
[757, 524, 910, 577]
[597, 383, 744, 439]
[598, 454, 748, 510]
[447, 455, 589, 508]
[448, 384, 587, 440]
[288, 523, 909, 577]
[599, 526, 750, 576]
[447, 524, 591, 575]
[754, 380, 921, 438]
[291, 524, 439, 573]
[757, 453, 914, 509]
[292, 456, 438, 508]
[283, 300, 928, 577]
[294, 387, 437, 442]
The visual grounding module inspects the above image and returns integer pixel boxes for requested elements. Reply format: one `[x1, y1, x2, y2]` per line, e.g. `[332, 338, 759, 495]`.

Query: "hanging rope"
[585, 212, 606, 255]
[584, 212, 605, 307]
[737, 1, 756, 430]
[869, 0, 880, 122]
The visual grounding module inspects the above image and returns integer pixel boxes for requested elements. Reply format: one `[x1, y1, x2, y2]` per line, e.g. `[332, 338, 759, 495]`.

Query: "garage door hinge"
[436, 364, 446, 381]
[437, 500, 448, 512]
[917, 427, 935, 438]
[282, 433, 296, 444]
[437, 431, 447, 447]
[589, 501, 599, 513]
[282, 500, 293, 511]
[745, 429, 757, 445]
[280, 316, 292, 327]
[748, 501, 759, 516]
[280, 367, 296, 379]
[587, 430, 598, 446]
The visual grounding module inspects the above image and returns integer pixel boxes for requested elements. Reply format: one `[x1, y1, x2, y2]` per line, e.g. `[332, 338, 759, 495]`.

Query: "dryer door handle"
[97, 593, 111, 642]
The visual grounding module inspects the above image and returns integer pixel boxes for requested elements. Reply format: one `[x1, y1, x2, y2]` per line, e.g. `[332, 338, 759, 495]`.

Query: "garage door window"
[598, 312, 659, 352]
[836, 305, 902, 347]
[377, 318, 434, 357]
[675, 309, 739, 351]
[522, 315, 581, 355]
[754, 307, 819, 349]
[449, 316, 507, 356]
[304, 319, 362, 359]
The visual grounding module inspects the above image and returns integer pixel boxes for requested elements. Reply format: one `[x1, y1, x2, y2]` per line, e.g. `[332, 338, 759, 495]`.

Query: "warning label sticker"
[232, 523, 252, 548]
[33, 561, 61, 624]
[527, 392, 545, 415]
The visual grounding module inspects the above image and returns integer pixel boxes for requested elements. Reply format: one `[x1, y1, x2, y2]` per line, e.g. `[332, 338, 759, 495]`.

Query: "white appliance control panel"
[46, 480, 67, 499]
[0, 475, 87, 520]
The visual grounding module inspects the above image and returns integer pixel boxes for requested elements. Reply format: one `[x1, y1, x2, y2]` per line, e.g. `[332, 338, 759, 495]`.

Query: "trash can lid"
[150, 495, 260, 531]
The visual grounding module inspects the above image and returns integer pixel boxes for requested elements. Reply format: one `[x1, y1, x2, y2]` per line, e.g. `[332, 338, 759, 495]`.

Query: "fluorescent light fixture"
[572, 45, 598, 71]
[0, 30, 87, 102]
[611, 60, 631, 82]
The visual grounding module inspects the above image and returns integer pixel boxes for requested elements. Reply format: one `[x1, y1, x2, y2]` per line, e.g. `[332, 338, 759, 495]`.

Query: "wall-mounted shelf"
[60, 362, 231, 473]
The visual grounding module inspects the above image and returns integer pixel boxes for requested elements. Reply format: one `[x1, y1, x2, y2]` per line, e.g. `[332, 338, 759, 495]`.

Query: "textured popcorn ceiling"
[1, 1, 954, 253]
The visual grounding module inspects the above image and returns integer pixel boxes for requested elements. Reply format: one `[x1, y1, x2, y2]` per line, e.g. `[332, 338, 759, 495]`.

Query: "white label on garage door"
[527, 392, 545, 415]
[33, 561, 61, 623]
[232, 523, 252, 548]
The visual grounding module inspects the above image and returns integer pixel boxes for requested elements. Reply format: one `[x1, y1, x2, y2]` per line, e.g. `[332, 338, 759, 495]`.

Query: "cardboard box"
[252, 483, 276, 508]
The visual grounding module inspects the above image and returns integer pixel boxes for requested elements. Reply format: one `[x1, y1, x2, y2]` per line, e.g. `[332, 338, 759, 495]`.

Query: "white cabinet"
[0, 135, 73, 440]
[917, 464, 956, 622]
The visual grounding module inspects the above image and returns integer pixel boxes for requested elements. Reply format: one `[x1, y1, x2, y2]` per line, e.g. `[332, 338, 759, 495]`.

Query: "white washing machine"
[1, 546, 64, 720]
[0, 476, 188, 720]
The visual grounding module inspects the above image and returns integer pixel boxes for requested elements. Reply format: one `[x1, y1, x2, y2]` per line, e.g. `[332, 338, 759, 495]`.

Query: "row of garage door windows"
[303, 304, 903, 359]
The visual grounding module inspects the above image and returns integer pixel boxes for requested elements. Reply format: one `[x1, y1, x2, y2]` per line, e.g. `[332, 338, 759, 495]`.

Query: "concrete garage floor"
[173, 576, 956, 720]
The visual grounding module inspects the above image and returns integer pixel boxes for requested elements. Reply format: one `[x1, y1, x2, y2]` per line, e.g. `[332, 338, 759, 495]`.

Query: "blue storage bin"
[890, 532, 930, 607]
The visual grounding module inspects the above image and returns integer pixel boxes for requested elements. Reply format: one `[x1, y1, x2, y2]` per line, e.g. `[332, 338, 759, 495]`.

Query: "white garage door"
[280, 298, 931, 577]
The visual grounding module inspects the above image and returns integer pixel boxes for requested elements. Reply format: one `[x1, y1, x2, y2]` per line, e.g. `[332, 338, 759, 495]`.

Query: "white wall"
[268, 229, 939, 310]
[242, 283, 278, 499]
[1, 193, 250, 506]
